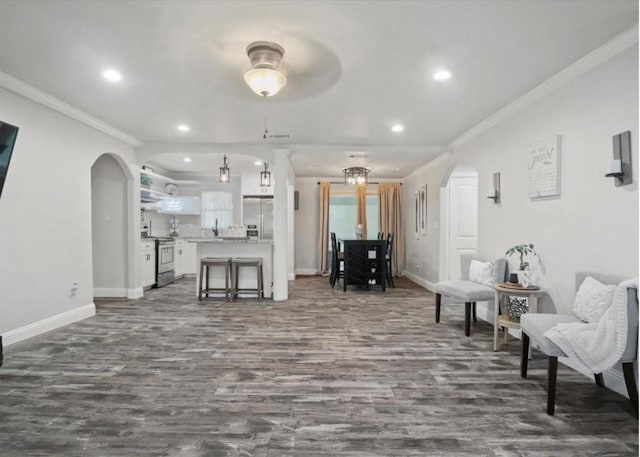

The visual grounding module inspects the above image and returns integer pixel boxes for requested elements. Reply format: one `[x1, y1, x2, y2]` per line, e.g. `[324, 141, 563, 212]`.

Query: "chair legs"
[547, 356, 558, 416]
[435, 295, 472, 337]
[464, 302, 471, 337]
[622, 362, 639, 417]
[520, 332, 530, 378]
[594, 373, 605, 387]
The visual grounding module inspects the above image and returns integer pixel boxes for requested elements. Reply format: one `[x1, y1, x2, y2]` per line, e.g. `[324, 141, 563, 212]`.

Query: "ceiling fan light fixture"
[244, 41, 287, 97]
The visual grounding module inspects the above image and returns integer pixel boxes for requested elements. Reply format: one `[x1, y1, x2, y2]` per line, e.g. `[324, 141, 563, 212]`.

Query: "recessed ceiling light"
[308, 166, 317, 169]
[254, 160, 263, 166]
[102, 68, 122, 83]
[393, 167, 401, 171]
[183, 157, 192, 163]
[177, 124, 190, 132]
[433, 70, 452, 81]
[391, 124, 404, 133]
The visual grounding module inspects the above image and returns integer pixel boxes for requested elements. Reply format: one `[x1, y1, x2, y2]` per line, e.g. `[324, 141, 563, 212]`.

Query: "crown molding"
[449, 25, 639, 150]
[0, 71, 142, 147]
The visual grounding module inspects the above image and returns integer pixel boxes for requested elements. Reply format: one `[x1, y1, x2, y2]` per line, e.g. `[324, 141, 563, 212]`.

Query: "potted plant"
[505, 243, 537, 271]
[504, 243, 538, 319]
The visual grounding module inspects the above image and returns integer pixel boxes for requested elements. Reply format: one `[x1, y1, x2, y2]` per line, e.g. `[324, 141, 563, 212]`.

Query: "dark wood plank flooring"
[0, 276, 637, 456]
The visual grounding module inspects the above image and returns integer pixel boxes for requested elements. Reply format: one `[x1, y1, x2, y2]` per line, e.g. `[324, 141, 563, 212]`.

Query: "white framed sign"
[528, 135, 561, 198]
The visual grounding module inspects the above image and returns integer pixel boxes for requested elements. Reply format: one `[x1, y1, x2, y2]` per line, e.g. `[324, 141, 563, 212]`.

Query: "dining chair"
[385, 232, 395, 288]
[330, 232, 344, 288]
[377, 232, 385, 240]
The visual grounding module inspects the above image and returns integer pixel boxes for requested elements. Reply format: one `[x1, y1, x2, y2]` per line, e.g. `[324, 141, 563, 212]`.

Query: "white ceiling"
[0, 0, 637, 178]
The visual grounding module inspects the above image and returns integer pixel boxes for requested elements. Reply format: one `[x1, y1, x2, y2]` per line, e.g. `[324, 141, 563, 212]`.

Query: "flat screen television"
[0, 121, 19, 199]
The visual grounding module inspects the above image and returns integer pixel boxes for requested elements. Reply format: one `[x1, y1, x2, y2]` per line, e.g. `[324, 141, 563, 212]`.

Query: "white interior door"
[448, 174, 478, 279]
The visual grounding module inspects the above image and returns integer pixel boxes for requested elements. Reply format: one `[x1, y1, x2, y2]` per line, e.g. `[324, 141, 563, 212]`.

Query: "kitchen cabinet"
[241, 171, 273, 196]
[175, 239, 185, 277]
[183, 241, 197, 275]
[141, 241, 156, 288]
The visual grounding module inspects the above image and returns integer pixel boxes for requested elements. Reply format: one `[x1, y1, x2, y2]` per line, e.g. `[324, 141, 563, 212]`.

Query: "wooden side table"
[493, 283, 546, 352]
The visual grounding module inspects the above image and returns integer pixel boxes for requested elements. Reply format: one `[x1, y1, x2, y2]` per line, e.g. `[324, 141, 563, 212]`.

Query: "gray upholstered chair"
[520, 272, 638, 416]
[435, 254, 508, 336]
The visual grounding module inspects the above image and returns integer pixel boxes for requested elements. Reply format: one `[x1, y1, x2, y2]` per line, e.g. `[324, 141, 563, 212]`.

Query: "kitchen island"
[190, 238, 273, 298]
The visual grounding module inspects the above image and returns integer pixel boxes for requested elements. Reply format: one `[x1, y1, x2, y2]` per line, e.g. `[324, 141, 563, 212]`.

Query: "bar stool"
[231, 257, 264, 300]
[198, 257, 232, 301]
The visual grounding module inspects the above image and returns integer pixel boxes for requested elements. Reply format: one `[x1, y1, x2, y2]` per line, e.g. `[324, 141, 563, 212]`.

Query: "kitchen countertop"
[183, 238, 273, 244]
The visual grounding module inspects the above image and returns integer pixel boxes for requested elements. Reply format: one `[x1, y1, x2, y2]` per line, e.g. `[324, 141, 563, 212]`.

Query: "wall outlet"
[70, 281, 79, 297]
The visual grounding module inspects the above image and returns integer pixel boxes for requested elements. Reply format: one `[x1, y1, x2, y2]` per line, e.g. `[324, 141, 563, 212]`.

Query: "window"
[201, 191, 233, 229]
[329, 191, 379, 241]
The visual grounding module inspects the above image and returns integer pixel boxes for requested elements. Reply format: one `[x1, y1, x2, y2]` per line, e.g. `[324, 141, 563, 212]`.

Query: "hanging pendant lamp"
[260, 162, 271, 187]
[219, 154, 230, 183]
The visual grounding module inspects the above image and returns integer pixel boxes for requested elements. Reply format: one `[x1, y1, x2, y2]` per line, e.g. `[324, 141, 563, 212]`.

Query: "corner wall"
[0, 88, 137, 342]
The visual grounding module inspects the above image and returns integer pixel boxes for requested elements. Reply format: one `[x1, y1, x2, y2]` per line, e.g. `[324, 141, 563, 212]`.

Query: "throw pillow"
[574, 276, 616, 323]
[469, 260, 493, 286]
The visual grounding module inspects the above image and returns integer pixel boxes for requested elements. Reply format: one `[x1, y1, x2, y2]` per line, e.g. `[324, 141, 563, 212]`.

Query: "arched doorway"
[439, 165, 478, 281]
[91, 153, 132, 297]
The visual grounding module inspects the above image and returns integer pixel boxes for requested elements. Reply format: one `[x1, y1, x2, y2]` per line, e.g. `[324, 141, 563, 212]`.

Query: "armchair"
[520, 272, 638, 416]
[435, 254, 508, 336]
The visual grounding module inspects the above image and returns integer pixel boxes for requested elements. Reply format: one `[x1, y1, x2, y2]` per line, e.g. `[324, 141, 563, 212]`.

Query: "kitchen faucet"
[212, 218, 219, 237]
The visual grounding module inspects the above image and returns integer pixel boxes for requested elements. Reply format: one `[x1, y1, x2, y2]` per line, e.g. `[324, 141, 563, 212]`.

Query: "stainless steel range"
[154, 237, 175, 288]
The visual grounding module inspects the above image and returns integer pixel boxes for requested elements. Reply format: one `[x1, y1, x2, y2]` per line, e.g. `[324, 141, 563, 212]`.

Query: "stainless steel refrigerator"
[242, 196, 274, 240]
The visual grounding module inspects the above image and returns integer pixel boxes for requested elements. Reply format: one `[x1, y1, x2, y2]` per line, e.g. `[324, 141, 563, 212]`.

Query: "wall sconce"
[260, 162, 271, 187]
[605, 131, 632, 186]
[487, 172, 501, 204]
[219, 154, 230, 183]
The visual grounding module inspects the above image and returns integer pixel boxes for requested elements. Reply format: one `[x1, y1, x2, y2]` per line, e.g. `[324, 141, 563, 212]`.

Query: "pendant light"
[260, 162, 271, 187]
[219, 154, 230, 183]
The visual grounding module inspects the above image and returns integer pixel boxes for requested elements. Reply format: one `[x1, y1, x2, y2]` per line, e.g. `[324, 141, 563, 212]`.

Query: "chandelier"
[243, 41, 287, 97]
[343, 167, 370, 186]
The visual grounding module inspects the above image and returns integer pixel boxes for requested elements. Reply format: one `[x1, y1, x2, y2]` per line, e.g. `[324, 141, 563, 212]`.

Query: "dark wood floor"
[1, 276, 637, 456]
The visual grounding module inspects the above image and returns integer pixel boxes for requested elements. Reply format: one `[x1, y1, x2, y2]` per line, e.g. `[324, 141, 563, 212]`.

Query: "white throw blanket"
[544, 278, 638, 374]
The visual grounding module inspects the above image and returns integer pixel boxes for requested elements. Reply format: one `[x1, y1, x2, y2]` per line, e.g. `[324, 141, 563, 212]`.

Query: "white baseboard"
[93, 287, 127, 298]
[127, 287, 144, 299]
[3, 303, 96, 346]
[404, 271, 436, 291]
[288, 273, 296, 281]
[295, 268, 318, 276]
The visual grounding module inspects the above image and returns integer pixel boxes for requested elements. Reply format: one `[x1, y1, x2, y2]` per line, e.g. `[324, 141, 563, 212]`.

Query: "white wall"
[0, 88, 137, 340]
[294, 177, 321, 274]
[404, 45, 638, 314]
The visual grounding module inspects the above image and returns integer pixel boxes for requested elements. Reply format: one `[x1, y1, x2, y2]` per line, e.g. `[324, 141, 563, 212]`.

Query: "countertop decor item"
[140, 173, 153, 188]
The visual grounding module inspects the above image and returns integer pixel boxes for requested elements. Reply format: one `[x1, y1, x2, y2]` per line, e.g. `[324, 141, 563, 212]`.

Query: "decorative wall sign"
[414, 191, 420, 240]
[527, 135, 561, 198]
[420, 185, 427, 236]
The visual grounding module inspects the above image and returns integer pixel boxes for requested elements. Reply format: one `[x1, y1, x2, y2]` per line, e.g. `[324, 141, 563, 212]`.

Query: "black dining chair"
[330, 232, 344, 288]
[377, 232, 385, 240]
[385, 232, 395, 288]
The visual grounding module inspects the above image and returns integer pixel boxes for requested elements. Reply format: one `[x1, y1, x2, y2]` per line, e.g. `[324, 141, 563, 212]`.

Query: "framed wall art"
[528, 135, 561, 199]
[420, 185, 427, 236]
[414, 191, 420, 239]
